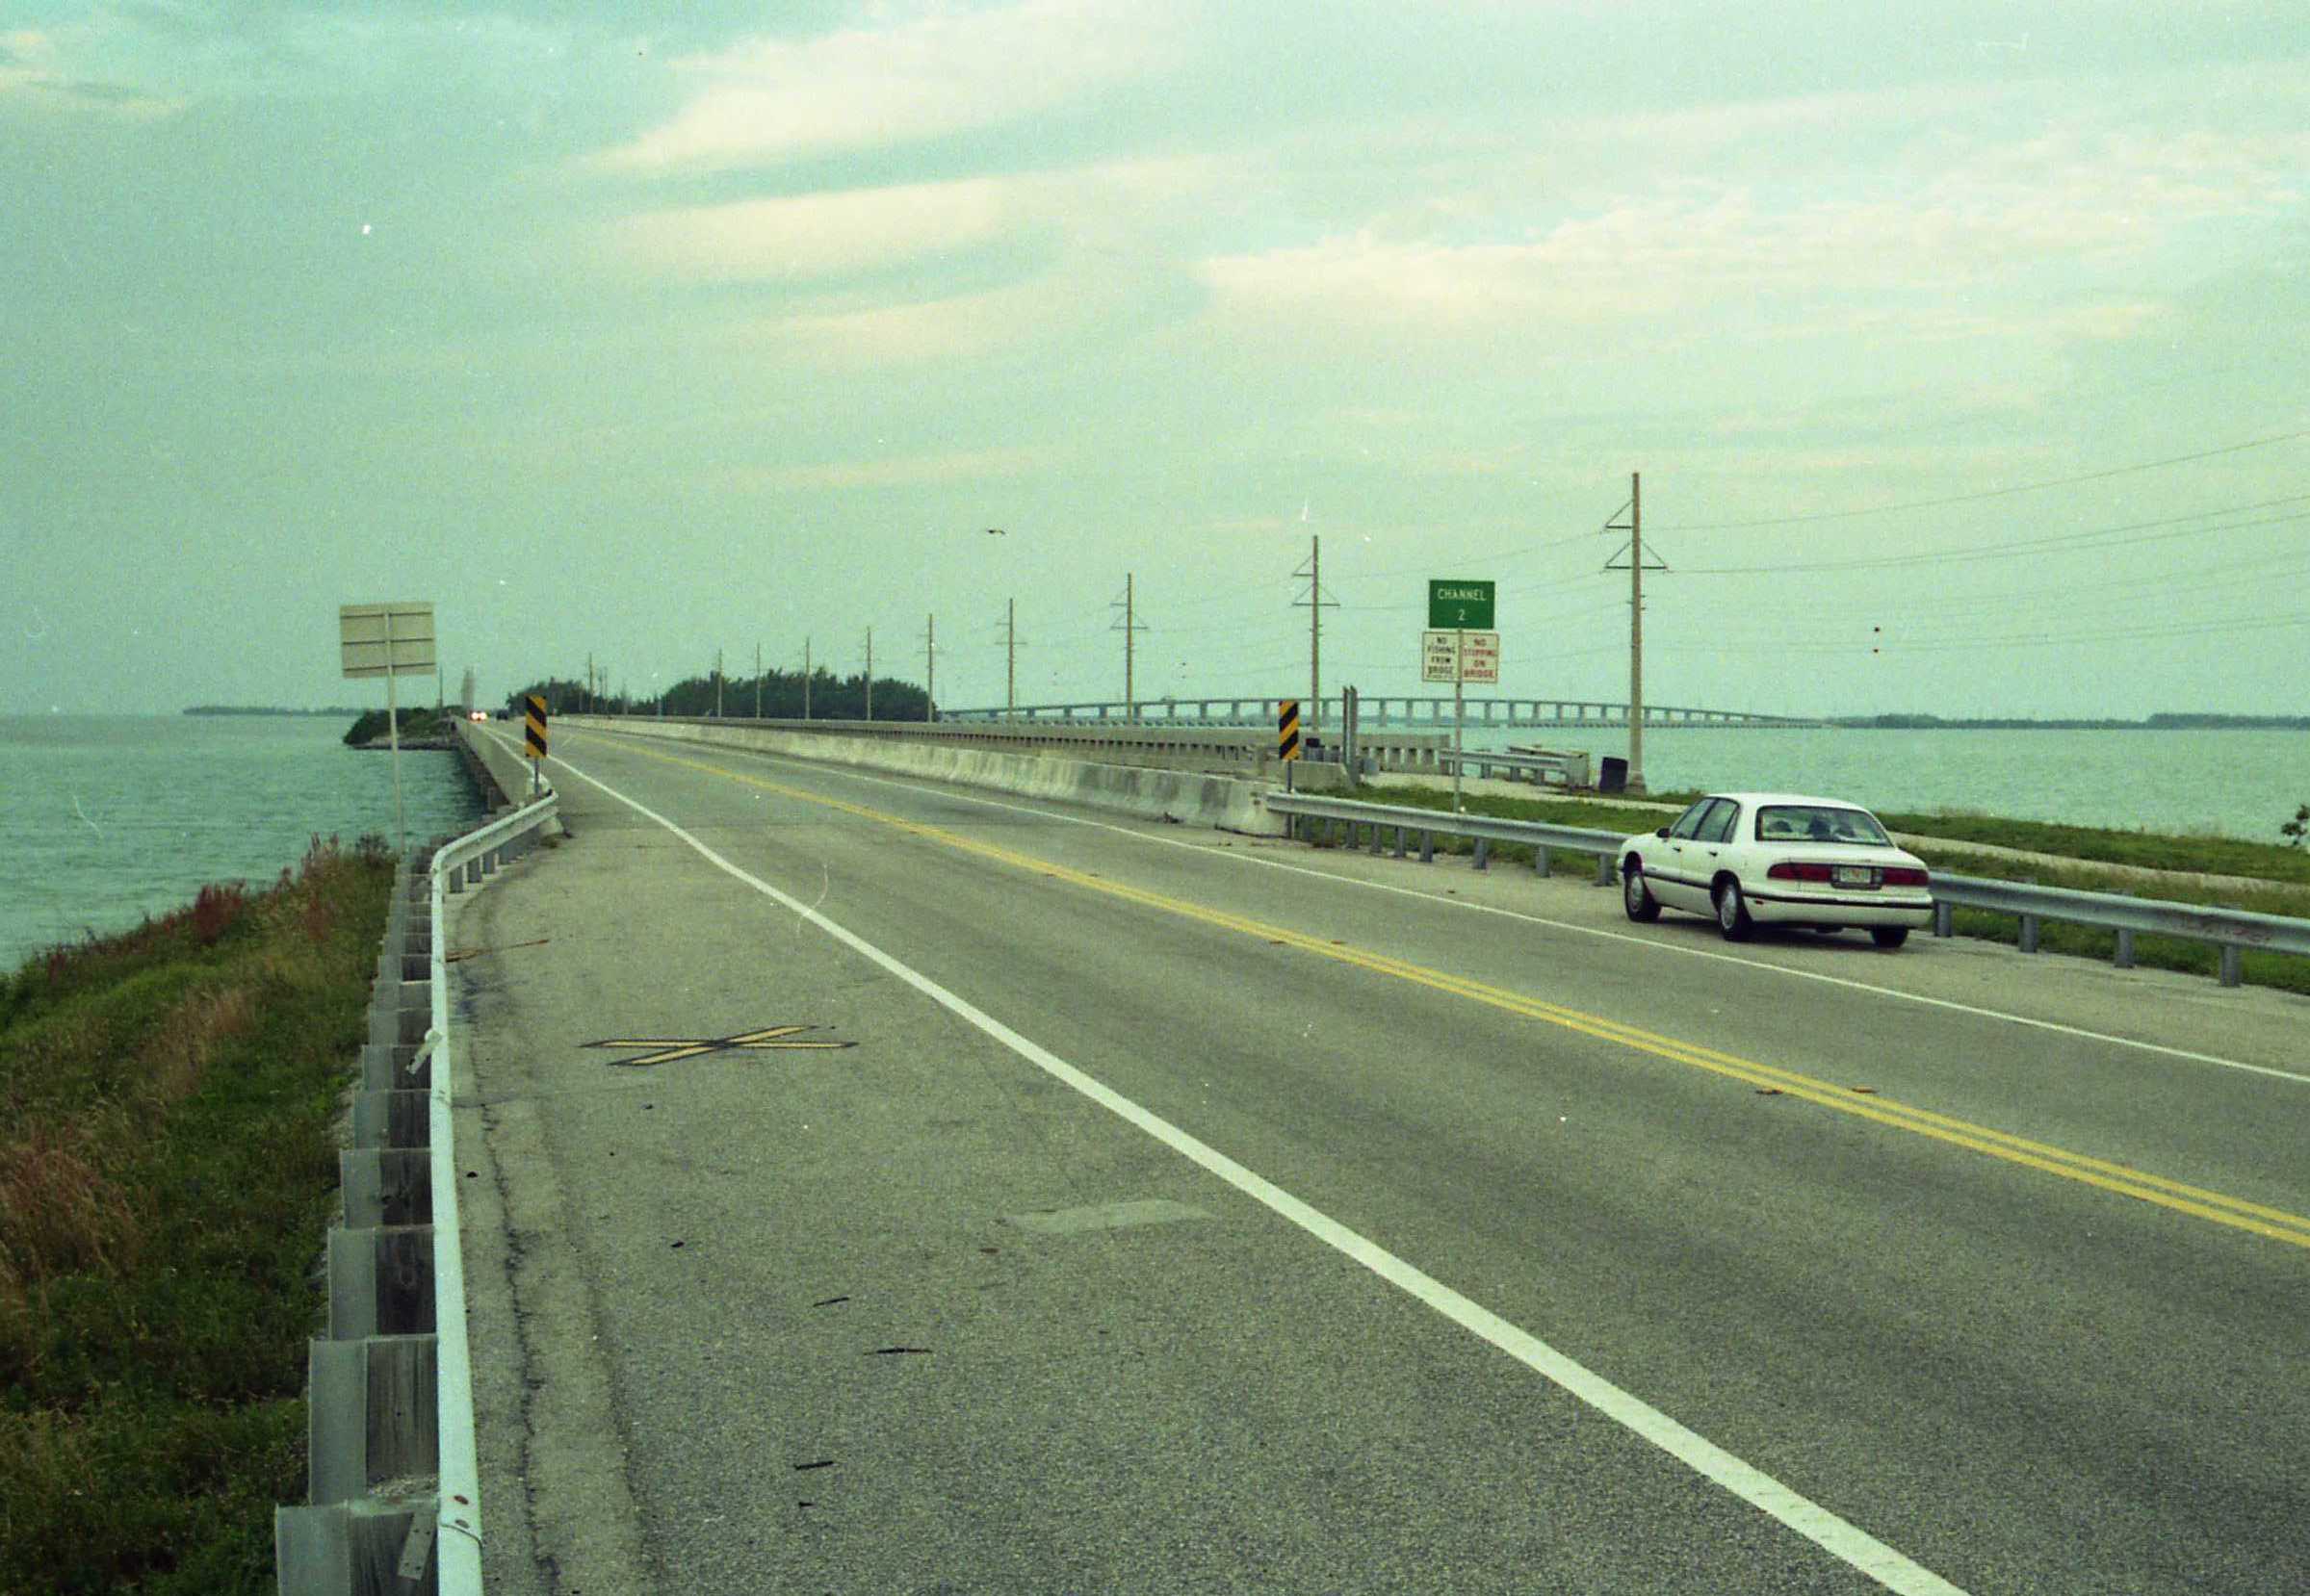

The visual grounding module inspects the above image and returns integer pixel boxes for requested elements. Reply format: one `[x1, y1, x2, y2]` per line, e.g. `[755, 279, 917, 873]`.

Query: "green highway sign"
[1428, 579, 1494, 631]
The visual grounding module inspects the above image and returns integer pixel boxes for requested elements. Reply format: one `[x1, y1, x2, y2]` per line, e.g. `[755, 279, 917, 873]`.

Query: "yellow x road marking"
[584, 1025, 856, 1068]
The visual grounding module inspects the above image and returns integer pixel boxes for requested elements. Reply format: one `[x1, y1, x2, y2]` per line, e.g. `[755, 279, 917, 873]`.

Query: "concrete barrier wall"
[561, 716, 1288, 836]
[457, 720, 545, 812]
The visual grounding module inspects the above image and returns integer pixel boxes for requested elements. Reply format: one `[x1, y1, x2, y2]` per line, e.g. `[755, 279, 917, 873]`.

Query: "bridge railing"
[937, 696, 1819, 728]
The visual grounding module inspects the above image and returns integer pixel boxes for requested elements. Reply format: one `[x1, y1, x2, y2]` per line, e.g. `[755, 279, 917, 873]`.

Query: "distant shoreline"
[1827, 714, 2310, 731]
[181, 706, 370, 716]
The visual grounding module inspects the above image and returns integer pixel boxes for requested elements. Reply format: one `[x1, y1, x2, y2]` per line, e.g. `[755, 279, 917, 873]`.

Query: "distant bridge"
[938, 695, 1824, 731]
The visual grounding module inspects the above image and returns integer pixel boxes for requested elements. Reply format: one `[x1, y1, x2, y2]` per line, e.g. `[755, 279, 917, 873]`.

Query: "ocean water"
[0, 715, 486, 973]
[1444, 724, 2307, 839]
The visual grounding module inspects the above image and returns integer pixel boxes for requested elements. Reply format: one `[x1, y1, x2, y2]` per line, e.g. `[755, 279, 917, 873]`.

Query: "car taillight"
[1767, 861, 1835, 882]
[1882, 866, 1930, 888]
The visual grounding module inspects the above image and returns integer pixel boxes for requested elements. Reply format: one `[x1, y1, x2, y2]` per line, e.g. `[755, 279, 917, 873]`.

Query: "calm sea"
[0, 715, 485, 974]
[1450, 723, 2306, 838]
[1, 715, 2300, 972]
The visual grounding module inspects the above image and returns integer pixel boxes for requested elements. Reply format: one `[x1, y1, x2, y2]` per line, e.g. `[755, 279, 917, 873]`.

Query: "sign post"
[1425, 580, 1496, 814]
[340, 602, 436, 856]
[1278, 698, 1301, 792]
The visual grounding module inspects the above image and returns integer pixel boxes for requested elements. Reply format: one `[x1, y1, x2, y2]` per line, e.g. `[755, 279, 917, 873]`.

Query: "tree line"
[504, 666, 931, 724]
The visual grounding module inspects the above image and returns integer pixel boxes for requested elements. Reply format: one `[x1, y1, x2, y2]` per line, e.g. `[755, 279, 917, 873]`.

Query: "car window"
[1756, 806, 1891, 845]
[1668, 799, 1719, 840]
[1698, 801, 1740, 844]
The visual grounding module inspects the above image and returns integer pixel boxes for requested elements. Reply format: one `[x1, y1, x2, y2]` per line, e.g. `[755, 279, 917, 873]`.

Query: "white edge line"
[563, 724, 2309, 1089]
[548, 748, 1969, 1596]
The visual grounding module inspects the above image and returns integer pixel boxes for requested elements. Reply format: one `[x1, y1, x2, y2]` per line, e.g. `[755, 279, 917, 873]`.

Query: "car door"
[1651, 797, 1726, 910]
[1687, 799, 1744, 897]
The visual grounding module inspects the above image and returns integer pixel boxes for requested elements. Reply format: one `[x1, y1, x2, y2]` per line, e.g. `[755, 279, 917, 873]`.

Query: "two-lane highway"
[449, 724, 2307, 1593]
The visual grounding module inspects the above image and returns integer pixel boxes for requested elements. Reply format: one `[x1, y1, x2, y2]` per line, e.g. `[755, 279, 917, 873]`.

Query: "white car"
[1619, 791, 1934, 947]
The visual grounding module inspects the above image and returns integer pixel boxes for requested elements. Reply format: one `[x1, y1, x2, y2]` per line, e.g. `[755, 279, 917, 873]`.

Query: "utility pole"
[1005, 598, 1020, 719]
[1292, 535, 1338, 733]
[923, 613, 937, 722]
[864, 627, 873, 722]
[714, 648, 723, 718]
[1111, 574, 1148, 718]
[802, 637, 812, 721]
[1604, 471, 1665, 795]
[754, 642, 762, 719]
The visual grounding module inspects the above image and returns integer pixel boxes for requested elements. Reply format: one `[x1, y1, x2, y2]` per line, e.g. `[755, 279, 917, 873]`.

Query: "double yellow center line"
[598, 734, 2310, 1252]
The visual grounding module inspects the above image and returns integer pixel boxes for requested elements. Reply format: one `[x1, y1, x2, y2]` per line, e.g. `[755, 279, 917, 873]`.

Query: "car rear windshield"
[1754, 806, 1891, 846]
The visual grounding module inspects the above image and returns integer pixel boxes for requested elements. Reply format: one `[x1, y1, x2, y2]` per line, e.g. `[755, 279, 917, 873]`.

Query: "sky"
[4, 1, 2306, 721]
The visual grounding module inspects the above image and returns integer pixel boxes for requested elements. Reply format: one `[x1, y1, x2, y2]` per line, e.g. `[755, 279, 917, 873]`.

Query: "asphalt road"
[446, 724, 2309, 1594]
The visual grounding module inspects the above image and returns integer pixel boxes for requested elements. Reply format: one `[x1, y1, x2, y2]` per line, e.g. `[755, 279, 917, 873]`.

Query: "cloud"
[740, 272, 1079, 367]
[0, 28, 182, 117]
[592, 0, 1179, 172]
[718, 445, 1051, 492]
[1196, 117, 2306, 342]
[616, 178, 1016, 281]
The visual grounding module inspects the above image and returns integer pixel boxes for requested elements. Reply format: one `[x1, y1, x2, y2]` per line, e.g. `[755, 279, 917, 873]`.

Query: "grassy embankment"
[0, 837, 396, 1594]
[1344, 783, 2310, 995]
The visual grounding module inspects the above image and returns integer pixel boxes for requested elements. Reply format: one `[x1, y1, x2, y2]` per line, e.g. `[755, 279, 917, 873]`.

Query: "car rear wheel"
[1622, 861, 1661, 922]
[1714, 879, 1753, 941]
[1871, 926, 1909, 948]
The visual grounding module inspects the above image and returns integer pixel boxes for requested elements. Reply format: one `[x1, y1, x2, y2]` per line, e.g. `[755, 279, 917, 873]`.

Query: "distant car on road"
[1620, 791, 1934, 947]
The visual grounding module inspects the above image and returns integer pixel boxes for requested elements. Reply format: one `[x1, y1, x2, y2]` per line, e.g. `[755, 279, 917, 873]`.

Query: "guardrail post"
[2114, 927, 2134, 967]
[1369, 823, 1384, 856]
[1393, 826, 1407, 860]
[1473, 838, 1489, 871]
[2219, 944, 2243, 987]
[1420, 831, 1434, 863]
[1533, 845, 1551, 876]
[2019, 914, 2040, 954]
[1595, 852, 1614, 887]
[1934, 901, 1953, 938]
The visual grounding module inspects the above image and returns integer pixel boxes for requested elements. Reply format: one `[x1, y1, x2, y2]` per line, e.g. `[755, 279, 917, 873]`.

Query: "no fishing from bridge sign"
[1422, 630, 1500, 683]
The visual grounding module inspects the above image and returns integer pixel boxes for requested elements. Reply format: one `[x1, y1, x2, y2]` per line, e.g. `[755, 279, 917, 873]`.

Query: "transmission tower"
[1603, 471, 1668, 794]
[1291, 535, 1340, 731]
[1111, 575, 1150, 717]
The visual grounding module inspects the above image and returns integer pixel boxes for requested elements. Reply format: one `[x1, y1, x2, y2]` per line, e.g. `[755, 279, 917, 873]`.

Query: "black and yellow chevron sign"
[524, 693, 548, 760]
[1278, 698, 1301, 761]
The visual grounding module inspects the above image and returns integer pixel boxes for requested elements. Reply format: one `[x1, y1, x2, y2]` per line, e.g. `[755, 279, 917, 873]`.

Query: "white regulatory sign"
[1421, 630, 1500, 684]
[340, 602, 437, 679]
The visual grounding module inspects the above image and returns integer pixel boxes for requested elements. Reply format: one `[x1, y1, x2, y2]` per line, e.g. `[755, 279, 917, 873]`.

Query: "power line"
[1651, 427, 2310, 530]
[1676, 499, 2310, 575]
[1650, 609, 2310, 654]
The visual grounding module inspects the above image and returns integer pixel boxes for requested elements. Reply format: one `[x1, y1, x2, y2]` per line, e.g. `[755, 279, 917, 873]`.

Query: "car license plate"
[1832, 865, 1875, 888]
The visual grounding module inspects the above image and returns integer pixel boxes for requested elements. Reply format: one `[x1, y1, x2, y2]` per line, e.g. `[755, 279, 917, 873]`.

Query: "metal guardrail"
[277, 788, 557, 1595]
[424, 788, 559, 1595]
[1928, 871, 2310, 987]
[1263, 791, 2309, 988]
[1265, 791, 1624, 885]
[1436, 748, 1593, 788]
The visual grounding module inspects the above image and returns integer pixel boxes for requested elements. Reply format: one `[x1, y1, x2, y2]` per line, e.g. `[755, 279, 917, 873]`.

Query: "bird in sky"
[985, 527, 1007, 535]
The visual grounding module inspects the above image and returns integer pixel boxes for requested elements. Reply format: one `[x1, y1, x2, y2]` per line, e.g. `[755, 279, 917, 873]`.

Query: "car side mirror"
[1654, 827, 1670, 838]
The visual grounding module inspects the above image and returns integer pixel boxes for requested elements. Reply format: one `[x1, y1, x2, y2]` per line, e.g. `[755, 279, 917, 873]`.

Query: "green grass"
[0, 837, 396, 1595]
[1336, 781, 2310, 997]
[1871, 809, 2310, 886]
